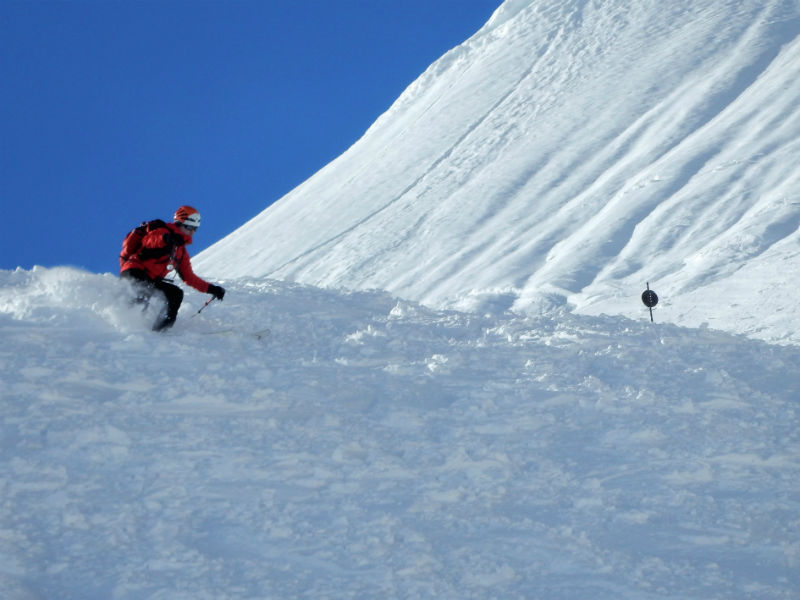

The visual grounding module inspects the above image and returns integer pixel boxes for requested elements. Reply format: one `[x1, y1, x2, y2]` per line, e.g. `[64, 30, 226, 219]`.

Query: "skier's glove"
[163, 232, 185, 247]
[208, 284, 226, 301]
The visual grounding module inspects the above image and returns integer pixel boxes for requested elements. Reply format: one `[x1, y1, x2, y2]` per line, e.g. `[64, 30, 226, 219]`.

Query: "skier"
[120, 205, 225, 331]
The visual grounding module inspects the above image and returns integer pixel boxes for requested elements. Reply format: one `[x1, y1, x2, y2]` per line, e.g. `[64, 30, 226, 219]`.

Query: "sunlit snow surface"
[1, 267, 798, 599]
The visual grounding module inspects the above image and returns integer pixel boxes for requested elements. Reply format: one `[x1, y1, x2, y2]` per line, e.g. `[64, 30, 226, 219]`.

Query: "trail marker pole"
[641, 282, 659, 322]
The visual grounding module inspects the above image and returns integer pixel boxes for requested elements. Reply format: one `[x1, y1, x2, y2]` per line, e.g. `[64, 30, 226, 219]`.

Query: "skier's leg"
[152, 280, 184, 331]
[120, 269, 154, 309]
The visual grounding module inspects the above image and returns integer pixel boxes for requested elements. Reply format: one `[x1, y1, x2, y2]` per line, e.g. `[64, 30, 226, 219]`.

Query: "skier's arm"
[174, 248, 211, 293]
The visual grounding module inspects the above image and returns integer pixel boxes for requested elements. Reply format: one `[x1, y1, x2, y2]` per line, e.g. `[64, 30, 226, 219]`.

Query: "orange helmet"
[174, 205, 201, 229]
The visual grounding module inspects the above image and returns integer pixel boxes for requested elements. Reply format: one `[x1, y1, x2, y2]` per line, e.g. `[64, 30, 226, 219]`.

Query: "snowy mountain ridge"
[196, 0, 800, 345]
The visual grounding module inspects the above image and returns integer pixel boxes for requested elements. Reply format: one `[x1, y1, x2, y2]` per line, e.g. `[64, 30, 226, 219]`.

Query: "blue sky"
[1, 0, 499, 274]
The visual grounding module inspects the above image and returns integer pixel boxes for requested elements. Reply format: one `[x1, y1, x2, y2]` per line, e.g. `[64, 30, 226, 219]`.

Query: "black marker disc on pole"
[641, 289, 658, 308]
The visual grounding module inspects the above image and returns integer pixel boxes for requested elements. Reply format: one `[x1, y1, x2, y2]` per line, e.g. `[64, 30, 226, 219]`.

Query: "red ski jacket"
[120, 222, 211, 293]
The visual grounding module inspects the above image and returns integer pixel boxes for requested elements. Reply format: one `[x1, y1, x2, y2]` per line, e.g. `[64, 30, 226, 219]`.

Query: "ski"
[200, 327, 271, 340]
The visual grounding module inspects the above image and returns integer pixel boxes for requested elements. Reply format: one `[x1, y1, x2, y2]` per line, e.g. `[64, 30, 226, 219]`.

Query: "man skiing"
[120, 205, 225, 331]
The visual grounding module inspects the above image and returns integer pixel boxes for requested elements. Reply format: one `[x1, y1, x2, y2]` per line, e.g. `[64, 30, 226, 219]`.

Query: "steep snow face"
[197, 0, 800, 344]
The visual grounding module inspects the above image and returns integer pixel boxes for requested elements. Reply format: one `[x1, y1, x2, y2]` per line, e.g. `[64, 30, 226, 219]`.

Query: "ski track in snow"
[1, 267, 799, 599]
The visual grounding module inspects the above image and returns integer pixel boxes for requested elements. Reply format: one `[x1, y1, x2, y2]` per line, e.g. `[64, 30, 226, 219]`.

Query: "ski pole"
[192, 296, 216, 317]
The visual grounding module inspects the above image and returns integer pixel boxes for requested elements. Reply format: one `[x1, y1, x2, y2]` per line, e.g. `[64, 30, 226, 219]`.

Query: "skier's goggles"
[180, 223, 198, 232]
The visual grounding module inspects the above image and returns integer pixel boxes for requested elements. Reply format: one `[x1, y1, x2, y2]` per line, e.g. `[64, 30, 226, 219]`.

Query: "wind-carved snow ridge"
[1, 266, 799, 598]
[196, 0, 800, 346]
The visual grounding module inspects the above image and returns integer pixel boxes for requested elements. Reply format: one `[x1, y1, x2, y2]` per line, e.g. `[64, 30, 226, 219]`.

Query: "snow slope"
[1, 267, 799, 599]
[196, 0, 800, 345]
[4, 0, 800, 597]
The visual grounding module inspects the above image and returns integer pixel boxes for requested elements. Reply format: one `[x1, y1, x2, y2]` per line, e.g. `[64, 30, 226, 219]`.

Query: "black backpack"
[119, 219, 169, 266]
